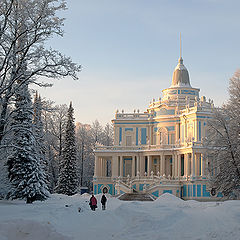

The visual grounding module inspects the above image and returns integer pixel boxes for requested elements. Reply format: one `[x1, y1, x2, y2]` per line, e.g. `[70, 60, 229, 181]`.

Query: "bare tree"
[76, 123, 92, 187]
[102, 123, 114, 146]
[41, 101, 68, 191]
[0, 0, 81, 144]
[206, 71, 240, 198]
[76, 121, 114, 190]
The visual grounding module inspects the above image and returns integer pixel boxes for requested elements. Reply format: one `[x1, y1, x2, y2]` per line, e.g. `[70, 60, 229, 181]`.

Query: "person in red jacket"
[89, 194, 97, 211]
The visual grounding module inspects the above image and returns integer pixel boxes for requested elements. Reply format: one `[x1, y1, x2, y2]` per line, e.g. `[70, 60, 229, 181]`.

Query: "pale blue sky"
[36, 0, 240, 125]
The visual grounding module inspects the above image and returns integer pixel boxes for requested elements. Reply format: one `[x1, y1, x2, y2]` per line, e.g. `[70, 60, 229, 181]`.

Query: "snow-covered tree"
[90, 119, 104, 147]
[33, 92, 50, 188]
[42, 102, 68, 191]
[0, 0, 81, 144]
[75, 121, 113, 189]
[7, 82, 49, 203]
[206, 70, 240, 198]
[102, 123, 114, 146]
[76, 123, 92, 188]
[56, 102, 78, 195]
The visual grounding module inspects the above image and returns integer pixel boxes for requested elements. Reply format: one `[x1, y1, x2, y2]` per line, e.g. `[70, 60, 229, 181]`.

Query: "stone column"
[112, 155, 118, 178]
[132, 156, 136, 177]
[188, 153, 191, 176]
[147, 156, 151, 176]
[149, 126, 152, 145]
[137, 155, 140, 174]
[94, 156, 98, 177]
[120, 156, 123, 177]
[98, 157, 102, 177]
[177, 154, 181, 177]
[102, 158, 106, 177]
[160, 154, 163, 175]
[174, 154, 178, 177]
[176, 124, 179, 143]
[172, 155, 175, 177]
[140, 155, 145, 176]
[98, 157, 101, 176]
[163, 156, 166, 176]
[184, 154, 188, 176]
[175, 153, 179, 176]
[201, 154, 205, 176]
[161, 154, 165, 176]
[191, 151, 195, 176]
[195, 153, 199, 176]
[194, 120, 197, 141]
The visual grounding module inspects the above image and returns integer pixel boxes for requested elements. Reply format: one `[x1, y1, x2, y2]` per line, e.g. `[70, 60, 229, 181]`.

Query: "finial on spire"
[180, 32, 182, 59]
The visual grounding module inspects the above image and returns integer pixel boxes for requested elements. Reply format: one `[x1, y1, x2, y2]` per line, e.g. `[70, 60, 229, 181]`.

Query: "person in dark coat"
[89, 194, 97, 211]
[101, 194, 107, 210]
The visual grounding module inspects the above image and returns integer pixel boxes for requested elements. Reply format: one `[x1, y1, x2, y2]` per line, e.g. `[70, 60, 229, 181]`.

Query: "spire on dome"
[170, 34, 191, 88]
[180, 32, 182, 59]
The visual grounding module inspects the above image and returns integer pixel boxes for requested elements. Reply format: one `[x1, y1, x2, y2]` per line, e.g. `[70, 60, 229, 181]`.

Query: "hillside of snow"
[1, 193, 240, 240]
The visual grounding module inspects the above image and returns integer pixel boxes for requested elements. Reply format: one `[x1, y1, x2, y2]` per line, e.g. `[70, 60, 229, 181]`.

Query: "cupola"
[171, 57, 191, 88]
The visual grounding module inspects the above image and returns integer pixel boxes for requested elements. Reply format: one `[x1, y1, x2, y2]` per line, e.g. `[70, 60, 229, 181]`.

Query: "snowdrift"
[155, 193, 184, 204]
[1, 193, 240, 240]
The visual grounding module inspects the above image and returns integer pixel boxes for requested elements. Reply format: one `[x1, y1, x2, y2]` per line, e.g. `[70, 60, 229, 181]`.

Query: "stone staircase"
[118, 192, 154, 201]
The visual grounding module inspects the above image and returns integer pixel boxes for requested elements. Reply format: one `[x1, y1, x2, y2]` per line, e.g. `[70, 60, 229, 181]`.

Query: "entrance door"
[124, 158, 132, 177]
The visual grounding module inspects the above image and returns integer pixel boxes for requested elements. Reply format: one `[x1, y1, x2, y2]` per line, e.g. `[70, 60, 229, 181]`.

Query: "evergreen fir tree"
[56, 102, 78, 195]
[33, 92, 50, 190]
[7, 83, 49, 203]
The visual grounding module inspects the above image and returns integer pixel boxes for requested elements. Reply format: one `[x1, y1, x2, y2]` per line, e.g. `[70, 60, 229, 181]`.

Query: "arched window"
[158, 127, 168, 145]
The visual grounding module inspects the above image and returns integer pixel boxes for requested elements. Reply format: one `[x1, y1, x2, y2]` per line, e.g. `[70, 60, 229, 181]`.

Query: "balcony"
[114, 112, 153, 120]
[95, 141, 203, 152]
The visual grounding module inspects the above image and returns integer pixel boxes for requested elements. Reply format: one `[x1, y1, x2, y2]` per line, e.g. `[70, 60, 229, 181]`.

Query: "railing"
[95, 141, 204, 151]
[94, 175, 207, 182]
[95, 146, 143, 151]
[115, 113, 153, 119]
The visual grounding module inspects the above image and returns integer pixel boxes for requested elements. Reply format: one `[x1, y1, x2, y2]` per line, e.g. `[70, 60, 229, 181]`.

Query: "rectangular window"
[135, 157, 137, 176]
[197, 184, 201, 197]
[188, 185, 192, 197]
[119, 127, 122, 145]
[141, 128, 147, 145]
[126, 136, 132, 146]
[145, 156, 148, 173]
[181, 155, 184, 176]
[198, 121, 201, 141]
[118, 157, 120, 176]
[170, 134, 175, 144]
[136, 127, 138, 146]
[193, 185, 196, 197]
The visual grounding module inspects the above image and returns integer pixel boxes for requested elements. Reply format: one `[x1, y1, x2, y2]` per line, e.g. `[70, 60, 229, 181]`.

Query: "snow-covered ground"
[1, 193, 240, 240]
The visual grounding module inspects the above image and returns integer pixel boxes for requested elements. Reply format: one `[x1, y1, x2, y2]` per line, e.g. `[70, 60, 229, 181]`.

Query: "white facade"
[93, 56, 221, 200]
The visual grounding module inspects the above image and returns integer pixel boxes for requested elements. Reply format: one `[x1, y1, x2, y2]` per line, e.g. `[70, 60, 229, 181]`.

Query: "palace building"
[93, 53, 222, 200]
